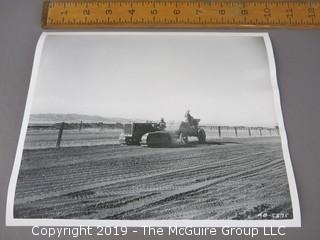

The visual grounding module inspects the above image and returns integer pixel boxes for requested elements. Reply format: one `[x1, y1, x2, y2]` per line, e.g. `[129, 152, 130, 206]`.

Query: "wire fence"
[201, 125, 279, 138]
[25, 122, 279, 149]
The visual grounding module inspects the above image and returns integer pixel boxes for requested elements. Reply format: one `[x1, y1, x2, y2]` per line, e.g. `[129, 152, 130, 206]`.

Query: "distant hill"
[29, 113, 147, 124]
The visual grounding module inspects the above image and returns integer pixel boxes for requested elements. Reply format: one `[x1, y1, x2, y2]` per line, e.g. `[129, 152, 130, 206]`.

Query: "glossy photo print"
[7, 32, 300, 227]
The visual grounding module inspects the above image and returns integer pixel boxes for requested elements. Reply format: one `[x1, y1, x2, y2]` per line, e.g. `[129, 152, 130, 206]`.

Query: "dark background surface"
[0, 0, 319, 239]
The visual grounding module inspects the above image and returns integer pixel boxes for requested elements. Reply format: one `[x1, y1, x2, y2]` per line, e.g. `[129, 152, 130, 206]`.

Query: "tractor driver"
[159, 117, 166, 130]
[185, 110, 194, 126]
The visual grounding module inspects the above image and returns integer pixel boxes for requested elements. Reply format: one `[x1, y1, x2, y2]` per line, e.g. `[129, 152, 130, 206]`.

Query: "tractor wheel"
[179, 132, 188, 144]
[146, 132, 172, 147]
[125, 137, 133, 145]
[198, 128, 206, 143]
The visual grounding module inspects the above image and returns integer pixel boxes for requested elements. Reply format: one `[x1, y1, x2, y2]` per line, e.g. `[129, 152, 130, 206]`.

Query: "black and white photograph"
[6, 32, 300, 227]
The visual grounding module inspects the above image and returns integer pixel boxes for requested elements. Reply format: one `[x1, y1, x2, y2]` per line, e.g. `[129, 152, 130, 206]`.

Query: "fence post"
[218, 126, 221, 137]
[234, 127, 238, 137]
[56, 122, 64, 148]
[79, 120, 83, 131]
[259, 128, 262, 136]
[248, 127, 251, 137]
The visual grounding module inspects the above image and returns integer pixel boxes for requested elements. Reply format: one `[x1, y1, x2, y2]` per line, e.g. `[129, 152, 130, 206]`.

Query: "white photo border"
[6, 32, 301, 227]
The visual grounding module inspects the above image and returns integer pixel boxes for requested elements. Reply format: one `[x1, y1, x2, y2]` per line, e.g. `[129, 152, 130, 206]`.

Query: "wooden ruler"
[42, 1, 320, 28]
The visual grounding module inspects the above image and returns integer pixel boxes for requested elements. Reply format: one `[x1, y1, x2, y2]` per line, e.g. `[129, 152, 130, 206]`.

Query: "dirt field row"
[14, 137, 292, 220]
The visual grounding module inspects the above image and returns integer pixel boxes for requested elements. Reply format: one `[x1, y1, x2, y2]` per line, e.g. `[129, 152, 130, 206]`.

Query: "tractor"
[119, 122, 163, 145]
[176, 118, 206, 144]
[119, 114, 206, 147]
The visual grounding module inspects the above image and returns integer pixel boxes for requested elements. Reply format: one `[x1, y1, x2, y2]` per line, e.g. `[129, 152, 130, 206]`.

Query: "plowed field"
[14, 137, 292, 220]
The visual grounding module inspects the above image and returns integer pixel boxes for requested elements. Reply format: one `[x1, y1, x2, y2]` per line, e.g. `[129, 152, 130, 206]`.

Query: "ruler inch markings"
[42, 0, 320, 28]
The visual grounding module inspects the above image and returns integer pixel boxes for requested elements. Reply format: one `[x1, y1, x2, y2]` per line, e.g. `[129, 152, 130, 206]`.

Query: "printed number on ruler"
[42, 1, 320, 28]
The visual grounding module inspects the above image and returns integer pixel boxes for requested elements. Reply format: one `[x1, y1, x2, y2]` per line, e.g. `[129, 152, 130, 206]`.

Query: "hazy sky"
[31, 33, 278, 126]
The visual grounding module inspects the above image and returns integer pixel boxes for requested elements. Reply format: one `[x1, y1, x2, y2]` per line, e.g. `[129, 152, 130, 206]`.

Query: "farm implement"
[119, 112, 206, 147]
